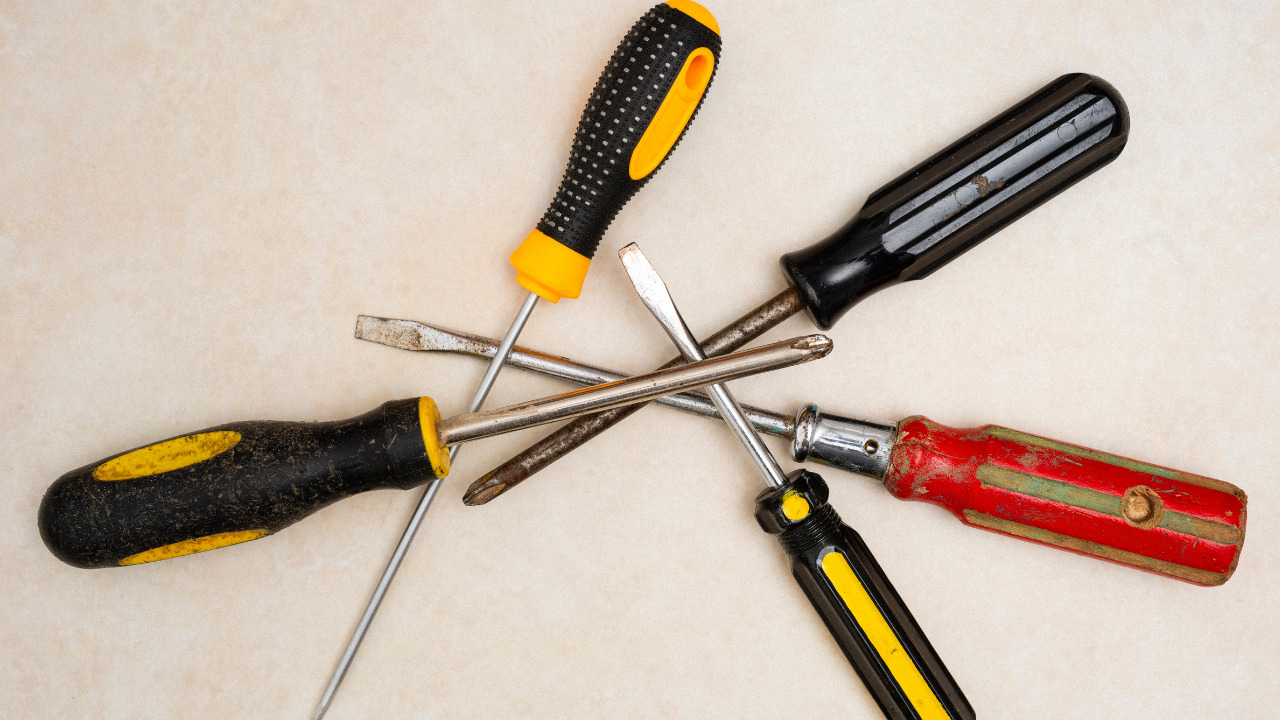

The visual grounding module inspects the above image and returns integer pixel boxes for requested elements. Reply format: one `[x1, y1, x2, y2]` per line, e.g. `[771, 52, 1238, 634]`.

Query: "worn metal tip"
[353, 314, 375, 339]
[793, 334, 834, 358]
[463, 473, 506, 506]
[618, 243, 653, 278]
[463, 485, 501, 506]
[354, 315, 474, 353]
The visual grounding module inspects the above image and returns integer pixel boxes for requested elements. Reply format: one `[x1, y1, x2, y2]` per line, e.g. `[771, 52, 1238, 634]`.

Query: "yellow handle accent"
[628, 47, 715, 181]
[510, 229, 592, 303]
[665, 0, 720, 35]
[821, 550, 951, 720]
[418, 397, 450, 478]
[118, 529, 268, 566]
[780, 490, 811, 521]
[93, 431, 242, 481]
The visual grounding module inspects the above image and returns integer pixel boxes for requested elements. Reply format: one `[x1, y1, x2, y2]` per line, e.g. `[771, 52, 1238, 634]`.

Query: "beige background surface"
[3, 1, 1278, 717]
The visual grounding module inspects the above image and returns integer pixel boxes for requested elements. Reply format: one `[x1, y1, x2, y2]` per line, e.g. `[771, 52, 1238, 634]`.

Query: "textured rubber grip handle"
[886, 417, 1247, 586]
[536, 2, 720, 259]
[38, 399, 441, 569]
[757, 471, 974, 720]
[781, 73, 1129, 329]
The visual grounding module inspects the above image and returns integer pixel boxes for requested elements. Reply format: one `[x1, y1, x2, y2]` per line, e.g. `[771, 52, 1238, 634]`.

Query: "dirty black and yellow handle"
[757, 470, 974, 720]
[39, 398, 450, 569]
[509, 0, 720, 303]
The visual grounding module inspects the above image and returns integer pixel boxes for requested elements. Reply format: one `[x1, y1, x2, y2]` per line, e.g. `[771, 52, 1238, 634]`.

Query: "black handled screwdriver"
[320, 3, 722, 715]
[38, 335, 828, 568]
[465, 72, 1130, 504]
[620, 243, 973, 720]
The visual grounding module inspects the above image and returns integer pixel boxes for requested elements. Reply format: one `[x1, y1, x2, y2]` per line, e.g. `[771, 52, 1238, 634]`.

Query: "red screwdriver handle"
[885, 417, 1246, 585]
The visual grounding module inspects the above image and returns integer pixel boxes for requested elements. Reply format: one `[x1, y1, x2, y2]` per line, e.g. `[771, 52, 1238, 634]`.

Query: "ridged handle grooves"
[536, 2, 721, 259]
[886, 417, 1247, 585]
[781, 73, 1129, 329]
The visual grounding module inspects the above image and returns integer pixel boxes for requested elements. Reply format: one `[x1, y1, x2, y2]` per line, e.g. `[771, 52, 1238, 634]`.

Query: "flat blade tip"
[353, 315, 465, 352]
[618, 243, 656, 278]
[353, 314, 376, 339]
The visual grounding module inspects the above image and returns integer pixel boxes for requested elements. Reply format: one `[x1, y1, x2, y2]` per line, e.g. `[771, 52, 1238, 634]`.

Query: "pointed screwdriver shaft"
[315, 292, 538, 719]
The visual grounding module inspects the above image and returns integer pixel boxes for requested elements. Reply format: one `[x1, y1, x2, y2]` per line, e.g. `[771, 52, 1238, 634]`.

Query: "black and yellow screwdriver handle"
[756, 470, 974, 720]
[39, 398, 450, 569]
[509, 0, 720, 303]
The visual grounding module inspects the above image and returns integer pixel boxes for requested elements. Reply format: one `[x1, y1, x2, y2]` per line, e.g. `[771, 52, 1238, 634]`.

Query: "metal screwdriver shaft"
[317, 3, 722, 712]
[315, 292, 538, 720]
[619, 244, 787, 487]
[353, 315, 795, 438]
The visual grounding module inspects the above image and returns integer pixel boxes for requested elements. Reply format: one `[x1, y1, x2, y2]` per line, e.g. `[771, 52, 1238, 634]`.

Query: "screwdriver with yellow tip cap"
[317, 3, 722, 716]
[620, 243, 973, 720]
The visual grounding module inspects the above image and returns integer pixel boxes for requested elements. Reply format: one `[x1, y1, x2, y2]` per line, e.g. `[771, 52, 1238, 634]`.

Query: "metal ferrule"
[790, 405, 896, 480]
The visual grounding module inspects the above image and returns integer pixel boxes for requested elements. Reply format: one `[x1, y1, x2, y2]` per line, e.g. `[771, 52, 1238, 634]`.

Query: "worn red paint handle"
[885, 417, 1246, 585]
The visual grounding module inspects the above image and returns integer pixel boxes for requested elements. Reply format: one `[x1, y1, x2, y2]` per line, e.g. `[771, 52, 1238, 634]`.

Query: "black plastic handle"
[781, 73, 1129, 329]
[757, 470, 974, 720]
[536, 2, 721, 259]
[39, 399, 439, 569]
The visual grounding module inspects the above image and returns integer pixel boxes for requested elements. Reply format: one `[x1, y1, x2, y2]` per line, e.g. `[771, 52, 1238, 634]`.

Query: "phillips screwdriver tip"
[791, 334, 833, 356]
[463, 472, 507, 506]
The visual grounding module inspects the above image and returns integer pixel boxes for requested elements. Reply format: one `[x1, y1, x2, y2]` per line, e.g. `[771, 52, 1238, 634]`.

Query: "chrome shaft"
[437, 334, 830, 446]
[315, 291, 540, 720]
[355, 315, 795, 438]
[619, 244, 791, 488]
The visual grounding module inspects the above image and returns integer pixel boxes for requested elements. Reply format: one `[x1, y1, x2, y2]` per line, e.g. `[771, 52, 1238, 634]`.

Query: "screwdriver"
[321, 3, 722, 714]
[37, 334, 828, 569]
[466, 72, 1131, 503]
[355, 315, 1247, 586]
[621, 243, 973, 720]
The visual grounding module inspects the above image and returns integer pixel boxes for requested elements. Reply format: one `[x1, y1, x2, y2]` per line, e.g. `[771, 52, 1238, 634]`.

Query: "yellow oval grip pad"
[93, 431, 242, 481]
[629, 47, 715, 180]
